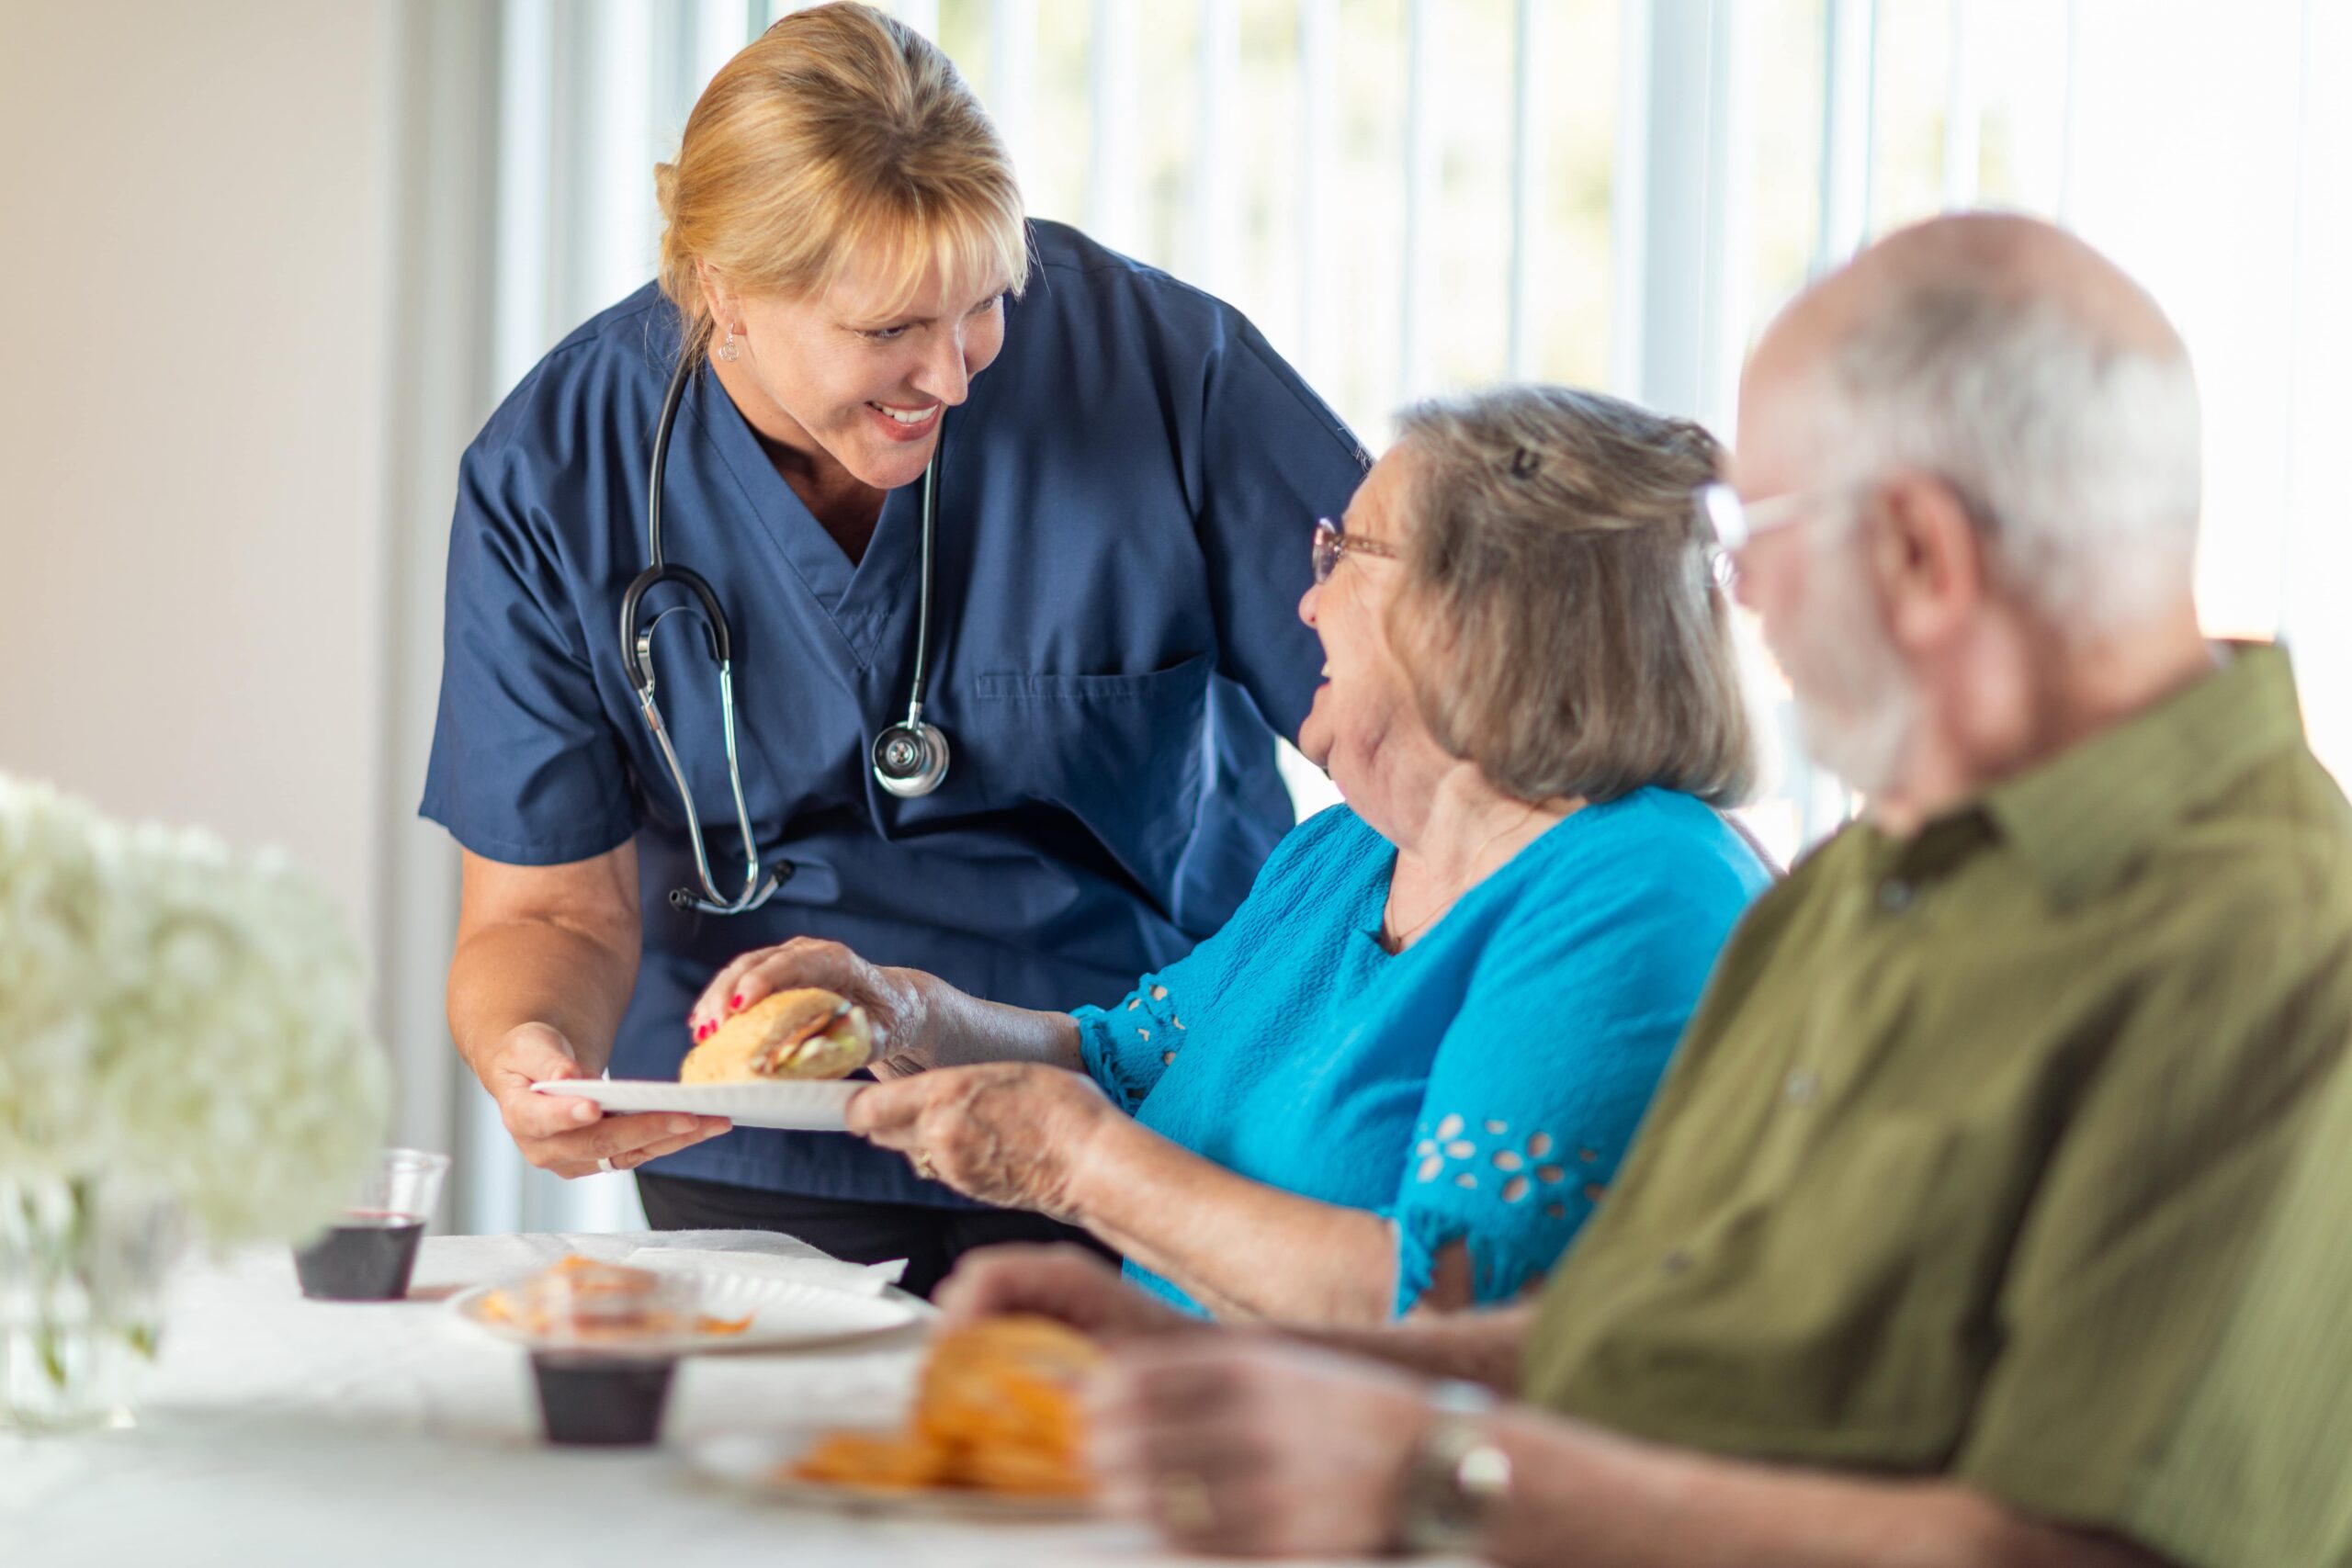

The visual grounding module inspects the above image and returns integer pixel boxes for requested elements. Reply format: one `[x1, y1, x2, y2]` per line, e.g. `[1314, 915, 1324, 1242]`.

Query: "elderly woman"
[691, 386, 1770, 1323]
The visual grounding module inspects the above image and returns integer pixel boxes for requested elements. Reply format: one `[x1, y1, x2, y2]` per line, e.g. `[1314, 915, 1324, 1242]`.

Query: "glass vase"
[0, 1175, 184, 1432]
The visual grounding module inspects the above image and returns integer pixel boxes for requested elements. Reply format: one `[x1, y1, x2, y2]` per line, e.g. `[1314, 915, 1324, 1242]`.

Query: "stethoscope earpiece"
[872, 720, 952, 798]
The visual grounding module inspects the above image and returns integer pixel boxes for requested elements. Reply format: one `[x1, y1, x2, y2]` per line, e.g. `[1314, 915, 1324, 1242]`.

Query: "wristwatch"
[1395, 1380, 1514, 1556]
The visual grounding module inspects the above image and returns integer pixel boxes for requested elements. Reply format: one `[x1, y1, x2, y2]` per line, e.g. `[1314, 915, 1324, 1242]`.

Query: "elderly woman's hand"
[845, 1064, 1118, 1216]
[686, 937, 936, 1077]
[1091, 1334, 1433, 1558]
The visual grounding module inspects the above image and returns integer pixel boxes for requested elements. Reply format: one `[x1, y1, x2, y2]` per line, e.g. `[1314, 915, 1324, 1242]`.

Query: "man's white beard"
[1792, 672, 1916, 799]
[1777, 545, 1918, 800]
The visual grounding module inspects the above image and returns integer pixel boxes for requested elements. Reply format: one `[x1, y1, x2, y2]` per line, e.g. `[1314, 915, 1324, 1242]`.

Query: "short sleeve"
[1075, 961, 1199, 1115]
[1952, 899, 2352, 1532]
[1078, 805, 1366, 1112]
[1384, 866, 1746, 1315]
[418, 437, 639, 865]
[1194, 313, 1369, 739]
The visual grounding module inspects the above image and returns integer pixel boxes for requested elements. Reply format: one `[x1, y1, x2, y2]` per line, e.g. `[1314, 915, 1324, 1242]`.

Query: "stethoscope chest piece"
[872, 719, 951, 798]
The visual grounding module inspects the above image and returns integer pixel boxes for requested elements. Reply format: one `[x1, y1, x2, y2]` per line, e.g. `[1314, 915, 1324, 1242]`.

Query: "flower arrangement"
[0, 774, 390, 1245]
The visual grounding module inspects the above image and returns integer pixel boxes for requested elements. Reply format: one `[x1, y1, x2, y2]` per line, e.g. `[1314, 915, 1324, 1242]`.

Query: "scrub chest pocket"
[967, 650, 1218, 911]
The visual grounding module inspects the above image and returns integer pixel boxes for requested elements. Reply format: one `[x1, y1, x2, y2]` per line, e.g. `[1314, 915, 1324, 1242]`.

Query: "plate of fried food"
[688, 1315, 1102, 1519]
[532, 988, 874, 1131]
[450, 1253, 919, 1356]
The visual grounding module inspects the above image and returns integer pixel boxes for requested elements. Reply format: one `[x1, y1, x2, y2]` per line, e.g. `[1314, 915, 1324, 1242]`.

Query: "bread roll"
[680, 987, 873, 1083]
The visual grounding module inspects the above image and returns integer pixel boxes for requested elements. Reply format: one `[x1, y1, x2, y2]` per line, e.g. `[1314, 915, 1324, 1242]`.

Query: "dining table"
[0, 1228, 1436, 1568]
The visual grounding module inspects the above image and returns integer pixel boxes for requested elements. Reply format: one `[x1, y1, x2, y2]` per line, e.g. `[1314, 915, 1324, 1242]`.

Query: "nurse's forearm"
[910, 971, 1085, 1072]
[449, 915, 639, 1077]
[1067, 1122, 1402, 1325]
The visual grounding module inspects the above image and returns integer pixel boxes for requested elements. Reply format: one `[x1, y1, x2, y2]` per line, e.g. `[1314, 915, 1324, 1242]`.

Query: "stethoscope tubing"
[621, 347, 946, 914]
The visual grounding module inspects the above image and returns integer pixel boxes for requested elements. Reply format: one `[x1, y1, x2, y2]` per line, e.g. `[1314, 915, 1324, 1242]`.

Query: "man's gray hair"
[1812, 288, 2202, 643]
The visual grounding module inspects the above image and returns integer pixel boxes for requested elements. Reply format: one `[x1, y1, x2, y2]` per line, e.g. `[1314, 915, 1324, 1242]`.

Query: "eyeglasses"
[1312, 518, 1401, 585]
[1697, 482, 1824, 554]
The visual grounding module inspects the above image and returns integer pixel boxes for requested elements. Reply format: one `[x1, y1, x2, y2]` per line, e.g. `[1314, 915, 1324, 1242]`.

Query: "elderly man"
[940, 211, 2352, 1566]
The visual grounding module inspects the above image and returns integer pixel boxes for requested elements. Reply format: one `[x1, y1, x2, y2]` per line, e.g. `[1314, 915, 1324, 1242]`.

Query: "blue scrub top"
[422, 220, 1369, 1205]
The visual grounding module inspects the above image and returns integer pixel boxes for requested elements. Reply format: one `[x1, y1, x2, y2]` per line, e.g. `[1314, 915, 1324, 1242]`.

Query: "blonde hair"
[1389, 386, 1756, 808]
[654, 2, 1029, 361]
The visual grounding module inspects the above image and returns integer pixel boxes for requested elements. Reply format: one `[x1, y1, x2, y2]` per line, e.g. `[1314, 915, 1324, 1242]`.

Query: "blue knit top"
[1077, 788, 1769, 1317]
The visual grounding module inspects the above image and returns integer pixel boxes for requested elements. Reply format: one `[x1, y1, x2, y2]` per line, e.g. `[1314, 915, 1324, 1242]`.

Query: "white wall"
[0, 2, 495, 1190]
[0, 1, 397, 938]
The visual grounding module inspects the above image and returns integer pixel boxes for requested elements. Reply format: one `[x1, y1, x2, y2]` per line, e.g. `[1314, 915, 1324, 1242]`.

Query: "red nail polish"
[729, 994, 744, 1011]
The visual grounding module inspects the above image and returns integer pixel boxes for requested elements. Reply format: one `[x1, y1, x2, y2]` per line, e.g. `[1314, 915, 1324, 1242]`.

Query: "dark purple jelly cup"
[529, 1351, 679, 1447]
[293, 1149, 449, 1301]
[293, 1213, 428, 1301]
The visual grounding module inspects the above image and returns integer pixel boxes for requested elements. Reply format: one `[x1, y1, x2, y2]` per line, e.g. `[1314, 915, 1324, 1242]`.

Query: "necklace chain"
[1381, 807, 1544, 951]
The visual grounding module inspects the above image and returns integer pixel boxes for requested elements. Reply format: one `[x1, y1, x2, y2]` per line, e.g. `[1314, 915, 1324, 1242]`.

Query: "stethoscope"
[618, 351, 953, 916]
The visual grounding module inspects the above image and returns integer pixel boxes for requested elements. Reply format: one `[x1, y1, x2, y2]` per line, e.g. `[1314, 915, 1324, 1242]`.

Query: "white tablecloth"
[0, 1231, 1391, 1568]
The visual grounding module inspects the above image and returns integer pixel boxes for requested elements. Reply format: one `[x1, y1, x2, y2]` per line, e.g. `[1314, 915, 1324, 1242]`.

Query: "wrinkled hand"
[686, 937, 933, 1077]
[845, 1064, 1115, 1217]
[479, 1022, 730, 1179]
[935, 1245, 1195, 1341]
[1091, 1336, 1433, 1559]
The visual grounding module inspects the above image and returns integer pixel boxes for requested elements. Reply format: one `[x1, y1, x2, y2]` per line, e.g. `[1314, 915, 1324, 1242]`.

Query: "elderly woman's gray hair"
[1388, 384, 1754, 807]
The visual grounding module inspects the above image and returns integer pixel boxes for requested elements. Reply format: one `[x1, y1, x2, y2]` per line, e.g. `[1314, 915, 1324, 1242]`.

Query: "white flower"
[0, 776, 390, 1244]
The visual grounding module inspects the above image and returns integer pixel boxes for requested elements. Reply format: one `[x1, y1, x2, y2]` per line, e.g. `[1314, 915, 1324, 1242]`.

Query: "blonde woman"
[427, 3, 1365, 1292]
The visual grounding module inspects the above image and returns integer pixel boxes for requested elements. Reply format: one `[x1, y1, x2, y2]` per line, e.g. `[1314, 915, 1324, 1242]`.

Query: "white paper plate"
[687, 1432, 1096, 1521]
[532, 1077, 862, 1131]
[448, 1271, 918, 1355]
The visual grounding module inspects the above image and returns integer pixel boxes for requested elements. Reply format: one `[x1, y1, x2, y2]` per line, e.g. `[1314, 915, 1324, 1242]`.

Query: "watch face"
[1397, 1390, 1510, 1554]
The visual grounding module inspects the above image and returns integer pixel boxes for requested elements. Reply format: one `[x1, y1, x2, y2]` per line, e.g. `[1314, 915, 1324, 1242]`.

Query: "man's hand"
[935, 1245, 1195, 1340]
[1091, 1335, 1431, 1558]
[479, 1021, 729, 1179]
[845, 1063, 1117, 1216]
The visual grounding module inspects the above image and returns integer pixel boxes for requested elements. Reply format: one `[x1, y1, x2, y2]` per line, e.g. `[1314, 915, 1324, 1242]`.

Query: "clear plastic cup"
[519, 1259, 701, 1343]
[291, 1148, 451, 1301]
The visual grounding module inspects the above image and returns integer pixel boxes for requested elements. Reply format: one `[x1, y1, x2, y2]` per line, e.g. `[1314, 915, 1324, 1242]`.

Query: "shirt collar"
[1966, 641, 2308, 909]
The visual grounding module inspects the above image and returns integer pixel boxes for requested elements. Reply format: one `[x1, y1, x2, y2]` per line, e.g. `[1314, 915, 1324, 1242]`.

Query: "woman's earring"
[718, 324, 741, 362]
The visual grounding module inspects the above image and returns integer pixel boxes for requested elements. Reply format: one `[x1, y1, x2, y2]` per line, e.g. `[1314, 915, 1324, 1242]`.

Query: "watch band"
[1396, 1380, 1514, 1556]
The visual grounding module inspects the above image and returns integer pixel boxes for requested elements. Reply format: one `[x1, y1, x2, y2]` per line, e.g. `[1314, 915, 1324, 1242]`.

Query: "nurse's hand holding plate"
[482, 1021, 733, 1180]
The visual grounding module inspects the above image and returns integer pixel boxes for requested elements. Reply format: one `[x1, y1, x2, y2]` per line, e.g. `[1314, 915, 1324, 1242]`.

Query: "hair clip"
[1510, 447, 1541, 479]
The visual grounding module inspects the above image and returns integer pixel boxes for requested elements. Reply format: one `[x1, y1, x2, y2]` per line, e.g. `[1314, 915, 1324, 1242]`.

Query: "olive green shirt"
[1521, 644, 2352, 1539]
[2122, 1049, 2352, 1568]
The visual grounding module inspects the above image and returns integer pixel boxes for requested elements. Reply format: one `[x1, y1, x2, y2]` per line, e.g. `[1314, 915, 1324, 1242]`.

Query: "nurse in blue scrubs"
[424, 5, 1363, 1294]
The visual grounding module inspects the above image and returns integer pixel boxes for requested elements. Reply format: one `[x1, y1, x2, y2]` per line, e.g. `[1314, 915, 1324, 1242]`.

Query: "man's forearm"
[1475, 1411, 2166, 1568]
[448, 915, 639, 1076]
[1294, 1302, 1532, 1393]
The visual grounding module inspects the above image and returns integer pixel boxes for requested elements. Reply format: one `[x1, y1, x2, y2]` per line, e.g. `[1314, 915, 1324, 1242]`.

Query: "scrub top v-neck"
[422, 220, 1370, 1205]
